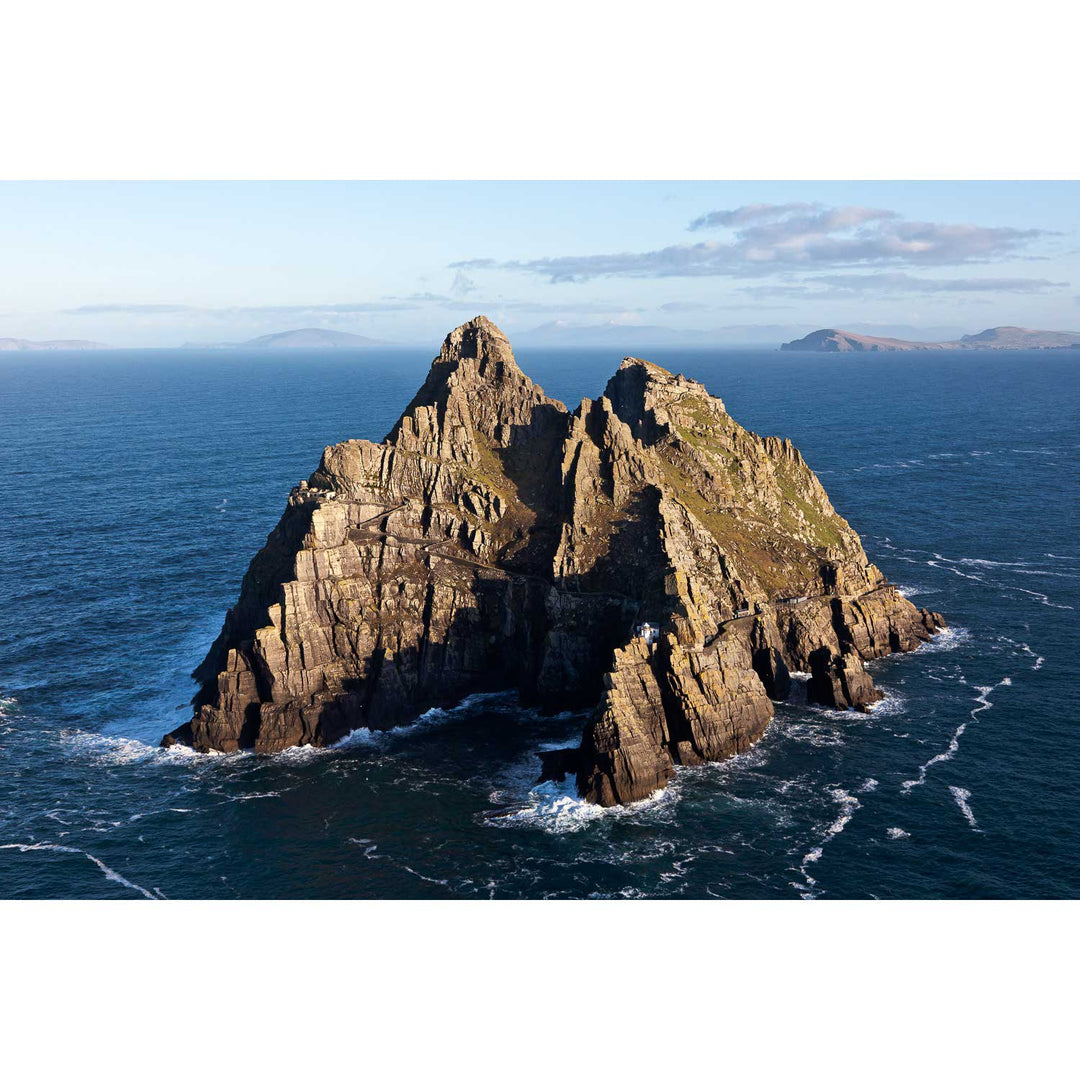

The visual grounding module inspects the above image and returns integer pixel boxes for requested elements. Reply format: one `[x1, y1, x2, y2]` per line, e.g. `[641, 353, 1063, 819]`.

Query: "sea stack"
[164, 316, 945, 805]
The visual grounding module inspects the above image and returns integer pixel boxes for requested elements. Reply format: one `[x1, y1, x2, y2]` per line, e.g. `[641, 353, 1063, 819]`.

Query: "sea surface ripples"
[1, 347, 1076, 898]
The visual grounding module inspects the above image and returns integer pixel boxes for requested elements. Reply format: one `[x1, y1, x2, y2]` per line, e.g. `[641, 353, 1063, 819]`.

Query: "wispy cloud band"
[63, 301, 418, 316]
[452, 202, 1052, 284]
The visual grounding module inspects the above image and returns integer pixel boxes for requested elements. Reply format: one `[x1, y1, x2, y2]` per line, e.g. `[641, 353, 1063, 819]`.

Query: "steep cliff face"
[165, 316, 944, 805]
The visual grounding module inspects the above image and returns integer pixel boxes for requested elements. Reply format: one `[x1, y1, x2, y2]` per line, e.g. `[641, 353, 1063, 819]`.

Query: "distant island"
[781, 326, 1080, 352]
[0, 337, 106, 351]
[190, 328, 386, 350]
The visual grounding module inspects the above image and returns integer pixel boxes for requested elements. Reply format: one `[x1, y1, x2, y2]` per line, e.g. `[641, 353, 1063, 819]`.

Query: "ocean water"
[0, 345, 1077, 899]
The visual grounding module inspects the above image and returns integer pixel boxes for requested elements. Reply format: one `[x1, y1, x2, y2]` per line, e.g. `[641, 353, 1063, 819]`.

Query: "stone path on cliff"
[703, 581, 900, 652]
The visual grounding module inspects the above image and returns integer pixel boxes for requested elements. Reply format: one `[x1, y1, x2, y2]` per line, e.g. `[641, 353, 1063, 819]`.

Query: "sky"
[1, 181, 1077, 347]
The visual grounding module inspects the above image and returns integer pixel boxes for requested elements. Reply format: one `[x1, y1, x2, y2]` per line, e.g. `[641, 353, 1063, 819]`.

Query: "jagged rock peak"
[385, 316, 563, 450]
[609, 355, 724, 406]
[603, 354, 726, 445]
[436, 314, 520, 376]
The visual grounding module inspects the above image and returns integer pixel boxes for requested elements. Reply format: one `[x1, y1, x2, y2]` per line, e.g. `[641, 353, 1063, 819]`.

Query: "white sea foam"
[957, 557, 1030, 569]
[267, 728, 385, 764]
[0, 842, 157, 899]
[901, 722, 966, 792]
[64, 732, 160, 766]
[1008, 586, 1073, 611]
[865, 688, 906, 718]
[859, 778, 879, 793]
[886, 827, 910, 839]
[61, 723, 238, 768]
[286, 690, 524, 760]
[999, 636, 1045, 672]
[911, 625, 970, 655]
[127, 807, 196, 823]
[897, 584, 939, 598]
[347, 838, 382, 859]
[926, 551, 1074, 609]
[401, 865, 450, 886]
[949, 786, 980, 831]
[67, 690, 520, 772]
[486, 774, 675, 834]
[794, 787, 860, 899]
[781, 722, 846, 747]
[901, 676, 1011, 792]
[927, 556, 985, 583]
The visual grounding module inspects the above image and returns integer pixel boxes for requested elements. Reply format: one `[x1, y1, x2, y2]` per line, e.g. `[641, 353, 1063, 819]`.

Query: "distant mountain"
[780, 329, 948, 352]
[519, 321, 973, 349]
[520, 321, 973, 349]
[954, 326, 1080, 349]
[0, 337, 106, 351]
[193, 328, 387, 349]
[781, 326, 1080, 352]
[844, 323, 967, 342]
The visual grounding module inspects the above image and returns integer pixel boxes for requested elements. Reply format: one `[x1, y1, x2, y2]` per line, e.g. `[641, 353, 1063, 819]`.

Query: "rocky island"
[0, 337, 106, 351]
[164, 316, 944, 806]
[782, 326, 1080, 352]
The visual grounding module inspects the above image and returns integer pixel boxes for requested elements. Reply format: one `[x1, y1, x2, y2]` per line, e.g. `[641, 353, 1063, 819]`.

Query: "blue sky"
[1, 181, 1077, 346]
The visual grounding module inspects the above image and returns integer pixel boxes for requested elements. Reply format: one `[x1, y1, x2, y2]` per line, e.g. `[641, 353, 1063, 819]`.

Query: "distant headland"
[0, 337, 106, 351]
[781, 326, 1080, 352]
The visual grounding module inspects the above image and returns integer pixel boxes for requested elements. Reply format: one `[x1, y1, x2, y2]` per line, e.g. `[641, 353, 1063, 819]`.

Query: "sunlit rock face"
[165, 316, 944, 806]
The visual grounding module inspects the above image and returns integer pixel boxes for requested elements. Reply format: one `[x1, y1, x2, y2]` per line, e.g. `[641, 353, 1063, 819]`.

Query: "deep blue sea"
[1, 345, 1077, 899]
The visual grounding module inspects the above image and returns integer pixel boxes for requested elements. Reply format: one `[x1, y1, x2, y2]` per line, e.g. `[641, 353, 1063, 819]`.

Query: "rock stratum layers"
[164, 316, 945, 806]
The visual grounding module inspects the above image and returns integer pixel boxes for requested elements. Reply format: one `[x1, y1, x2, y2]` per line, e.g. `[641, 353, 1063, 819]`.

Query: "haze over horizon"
[2, 181, 1077, 348]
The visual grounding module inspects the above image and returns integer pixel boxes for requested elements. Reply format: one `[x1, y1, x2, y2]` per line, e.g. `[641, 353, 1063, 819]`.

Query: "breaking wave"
[949, 786, 980, 831]
[794, 787, 861, 899]
[61, 691, 523, 769]
[911, 625, 970, 654]
[902, 676, 1011, 792]
[865, 688, 907, 718]
[897, 584, 939, 598]
[0, 842, 157, 899]
[485, 774, 677, 834]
